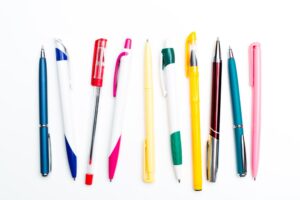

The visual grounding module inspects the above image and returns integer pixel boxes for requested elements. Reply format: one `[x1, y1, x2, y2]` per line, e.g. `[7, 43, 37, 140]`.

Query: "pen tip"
[253, 177, 256, 181]
[178, 179, 181, 183]
[40, 46, 45, 57]
[217, 37, 219, 42]
[73, 177, 76, 181]
[110, 179, 112, 182]
[146, 39, 149, 42]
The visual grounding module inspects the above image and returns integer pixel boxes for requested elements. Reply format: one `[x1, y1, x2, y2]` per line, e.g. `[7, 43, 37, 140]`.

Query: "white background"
[0, 0, 299, 199]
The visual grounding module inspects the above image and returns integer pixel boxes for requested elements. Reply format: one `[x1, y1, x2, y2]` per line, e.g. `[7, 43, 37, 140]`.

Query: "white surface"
[0, 0, 299, 199]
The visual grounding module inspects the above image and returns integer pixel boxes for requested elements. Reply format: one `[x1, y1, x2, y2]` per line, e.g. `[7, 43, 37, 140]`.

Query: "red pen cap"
[91, 38, 107, 87]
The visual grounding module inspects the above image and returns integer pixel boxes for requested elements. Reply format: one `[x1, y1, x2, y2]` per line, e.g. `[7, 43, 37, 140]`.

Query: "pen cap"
[91, 38, 107, 87]
[185, 32, 197, 77]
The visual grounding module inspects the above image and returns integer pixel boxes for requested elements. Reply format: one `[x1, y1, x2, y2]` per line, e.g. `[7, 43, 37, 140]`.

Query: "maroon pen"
[207, 38, 222, 182]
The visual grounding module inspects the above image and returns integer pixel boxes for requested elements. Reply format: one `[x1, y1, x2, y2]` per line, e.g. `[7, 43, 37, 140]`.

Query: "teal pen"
[228, 47, 247, 177]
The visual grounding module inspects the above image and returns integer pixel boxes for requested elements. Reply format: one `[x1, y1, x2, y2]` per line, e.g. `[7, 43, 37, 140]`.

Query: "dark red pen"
[207, 38, 222, 182]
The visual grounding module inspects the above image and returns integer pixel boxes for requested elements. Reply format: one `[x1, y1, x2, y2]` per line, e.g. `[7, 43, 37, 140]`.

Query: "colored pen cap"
[91, 38, 107, 87]
[185, 32, 197, 77]
[249, 42, 261, 87]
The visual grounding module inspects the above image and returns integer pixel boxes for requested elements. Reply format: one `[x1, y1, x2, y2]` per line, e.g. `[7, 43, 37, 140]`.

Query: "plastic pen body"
[161, 43, 182, 182]
[39, 48, 50, 176]
[55, 39, 77, 180]
[228, 48, 247, 177]
[249, 43, 261, 180]
[143, 40, 155, 183]
[185, 32, 202, 191]
[109, 39, 132, 181]
[85, 38, 107, 185]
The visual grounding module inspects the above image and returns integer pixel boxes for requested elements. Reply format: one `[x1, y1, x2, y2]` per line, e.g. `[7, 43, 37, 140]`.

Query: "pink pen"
[108, 39, 132, 181]
[249, 42, 261, 180]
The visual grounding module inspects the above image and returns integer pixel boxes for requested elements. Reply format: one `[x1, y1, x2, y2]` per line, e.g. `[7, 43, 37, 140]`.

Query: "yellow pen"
[143, 39, 155, 183]
[185, 32, 202, 191]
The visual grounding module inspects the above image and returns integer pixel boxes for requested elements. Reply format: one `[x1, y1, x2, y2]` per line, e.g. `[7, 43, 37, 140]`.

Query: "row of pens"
[39, 32, 261, 191]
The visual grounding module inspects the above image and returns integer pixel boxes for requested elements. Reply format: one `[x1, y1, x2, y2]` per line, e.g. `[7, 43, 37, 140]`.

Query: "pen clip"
[159, 53, 167, 97]
[113, 52, 128, 97]
[249, 42, 261, 87]
[48, 133, 52, 172]
[185, 32, 197, 77]
[249, 44, 254, 87]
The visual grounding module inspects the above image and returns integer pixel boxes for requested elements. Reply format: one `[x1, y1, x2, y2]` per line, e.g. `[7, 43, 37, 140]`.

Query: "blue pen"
[39, 47, 51, 176]
[55, 39, 77, 180]
[228, 47, 247, 177]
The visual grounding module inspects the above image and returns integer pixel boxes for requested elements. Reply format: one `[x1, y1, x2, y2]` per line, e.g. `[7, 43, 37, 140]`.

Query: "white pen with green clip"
[160, 40, 183, 182]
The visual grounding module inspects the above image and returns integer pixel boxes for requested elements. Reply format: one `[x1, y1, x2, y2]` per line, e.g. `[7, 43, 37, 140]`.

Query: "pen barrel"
[189, 68, 202, 190]
[228, 58, 243, 125]
[228, 58, 247, 176]
[163, 64, 182, 166]
[40, 126, 49, 176]
[39, 58, 48, 125]
[210, 62, 222, 133]
[56, 59, 77, 178]
[251, 63, 261, 178]
[207, 61, 222, 182]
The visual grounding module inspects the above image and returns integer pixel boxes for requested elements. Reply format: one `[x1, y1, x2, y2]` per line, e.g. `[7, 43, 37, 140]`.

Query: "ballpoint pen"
[207, 38, 222, 182]
[185, 32, 202, 191]
[55, 39, 77, 180]
[249, 42, 261, 180]
[228, 47, 247, 177]
[39, 47, 51, 177]
[160, 40, 182, 183]
[143, 39, 155, 183]
[108, 38, 132, 181]
[85, 38, 107, 185]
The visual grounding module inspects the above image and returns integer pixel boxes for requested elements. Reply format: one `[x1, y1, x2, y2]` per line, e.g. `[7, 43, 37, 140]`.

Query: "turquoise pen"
[228, 47, 247, 177]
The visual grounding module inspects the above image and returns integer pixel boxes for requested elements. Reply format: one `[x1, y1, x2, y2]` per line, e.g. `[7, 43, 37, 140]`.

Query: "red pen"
[85, 38, 107, 185]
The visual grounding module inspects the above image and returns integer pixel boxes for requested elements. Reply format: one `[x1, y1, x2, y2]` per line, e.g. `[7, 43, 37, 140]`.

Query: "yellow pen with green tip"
[185, 32, 202, 191]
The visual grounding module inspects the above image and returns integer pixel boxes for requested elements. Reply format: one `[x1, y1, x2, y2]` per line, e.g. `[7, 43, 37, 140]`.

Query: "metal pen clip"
[48, 133, 52, 172]
[239, 134, 247, 177]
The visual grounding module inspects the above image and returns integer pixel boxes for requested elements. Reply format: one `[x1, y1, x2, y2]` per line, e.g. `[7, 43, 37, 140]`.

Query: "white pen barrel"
[164, 63, 180, 135]
[57, 61, 76, 149]
[109, 55, 131, 152]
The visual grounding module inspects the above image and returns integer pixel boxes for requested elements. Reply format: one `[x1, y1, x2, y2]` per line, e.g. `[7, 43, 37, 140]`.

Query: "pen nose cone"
[214, 39, 221, 62]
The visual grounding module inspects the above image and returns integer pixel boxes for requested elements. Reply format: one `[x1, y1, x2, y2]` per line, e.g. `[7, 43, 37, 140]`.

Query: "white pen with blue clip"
[55, 39, 77, 180]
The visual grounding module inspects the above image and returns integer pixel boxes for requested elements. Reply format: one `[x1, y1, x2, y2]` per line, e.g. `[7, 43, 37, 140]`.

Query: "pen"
[228, 47, 247, 177]
[207, 38, 222, 182]
[85, 38, 107, 185]
[143, 39, 155, 183]
[55, 39, 77, 180]
[249, 42, 261, 180]
[185, 32, 202, 191]
[108, 38, 132, 181]
[39, 47, 51, 177]
[160, 40, 182, 183]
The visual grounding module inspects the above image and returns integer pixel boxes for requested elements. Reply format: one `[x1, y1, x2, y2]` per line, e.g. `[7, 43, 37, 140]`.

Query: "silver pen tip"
[41, 46, 45, 58]
[146, 39, 149, 42]
[214, 38, 221, 61]
[229, 47, 234, 58]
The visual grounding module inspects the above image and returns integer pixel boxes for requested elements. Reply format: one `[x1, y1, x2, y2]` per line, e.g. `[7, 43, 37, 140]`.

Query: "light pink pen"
[249, 43, 261, 180]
